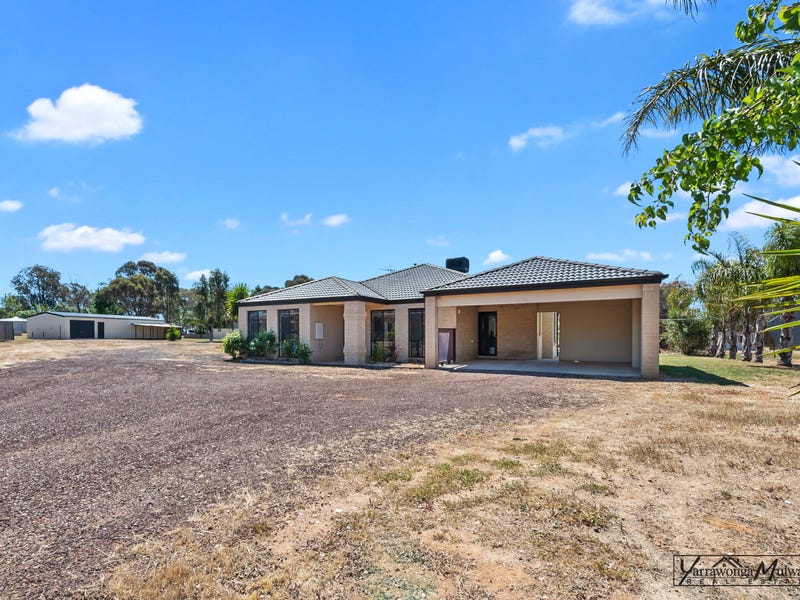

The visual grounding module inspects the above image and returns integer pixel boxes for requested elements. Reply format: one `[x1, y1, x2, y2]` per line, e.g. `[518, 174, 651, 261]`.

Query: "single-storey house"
[238, 257, 667, 377]
[27, 311, 171, 340]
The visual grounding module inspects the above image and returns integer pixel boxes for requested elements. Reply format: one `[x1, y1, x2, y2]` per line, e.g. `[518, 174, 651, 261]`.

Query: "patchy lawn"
[97, 352, 800, 599]
[2, 341, 798, 598]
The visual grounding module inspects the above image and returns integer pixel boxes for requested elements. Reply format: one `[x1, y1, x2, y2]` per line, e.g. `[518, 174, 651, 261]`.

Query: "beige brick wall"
[456, 306, 478, 360]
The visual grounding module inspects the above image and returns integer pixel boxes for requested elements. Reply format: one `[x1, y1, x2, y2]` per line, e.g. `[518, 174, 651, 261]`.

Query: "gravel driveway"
[0, 340, 595, 598]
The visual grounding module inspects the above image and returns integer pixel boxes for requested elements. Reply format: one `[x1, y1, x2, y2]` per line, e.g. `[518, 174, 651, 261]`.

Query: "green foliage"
[165, 327, 182, 341]
[227, 282, 250, 321]
[296, 341, 312, 364]
[192, 269, 231, 338]
[663, 311, 712, 354]
[626, 2, 800, 251]
[278, 334, 312, 363]
[94, 261, 181, 319]
[284, 274, 313, 288]
[370, 343, 386, 362]
[11, 265, 66, 311]
[0, 293, 24, 318]
[248, 329, 277, 357]
[222, 330, 247, 359]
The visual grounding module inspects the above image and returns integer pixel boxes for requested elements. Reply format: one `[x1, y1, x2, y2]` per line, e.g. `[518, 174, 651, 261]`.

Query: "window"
[408, 309, 424, 359]
[278, 309, 299, 356]
[248, 310, 267, 336]
[371, 310, 396, 357]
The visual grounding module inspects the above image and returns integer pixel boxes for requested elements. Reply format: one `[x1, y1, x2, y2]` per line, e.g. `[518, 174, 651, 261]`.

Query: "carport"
[422, 257, 667, 378]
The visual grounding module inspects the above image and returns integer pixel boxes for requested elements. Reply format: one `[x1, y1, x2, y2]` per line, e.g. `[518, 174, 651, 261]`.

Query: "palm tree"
[623, 1, 799, 153]
[693, 233, 764, 360]
[762, 222, 800, 365]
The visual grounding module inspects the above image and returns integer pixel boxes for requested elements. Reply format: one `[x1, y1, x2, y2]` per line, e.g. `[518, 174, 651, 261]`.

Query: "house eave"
[422, 275, 669, 297]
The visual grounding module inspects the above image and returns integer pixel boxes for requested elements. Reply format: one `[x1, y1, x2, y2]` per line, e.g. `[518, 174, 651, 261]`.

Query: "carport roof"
[423, 256, 667, 295]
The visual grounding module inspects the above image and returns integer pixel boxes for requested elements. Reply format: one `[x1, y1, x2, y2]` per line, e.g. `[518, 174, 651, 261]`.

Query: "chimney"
[445, 257, 469, 273]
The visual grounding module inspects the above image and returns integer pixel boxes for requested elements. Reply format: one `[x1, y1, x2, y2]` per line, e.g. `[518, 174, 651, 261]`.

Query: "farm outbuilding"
[0, 321, 13, 342]
[0, 317, 27, 335]
[27, 312, 171, 340]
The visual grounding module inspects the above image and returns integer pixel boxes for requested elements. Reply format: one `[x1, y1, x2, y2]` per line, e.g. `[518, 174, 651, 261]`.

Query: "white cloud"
[12, 84, 142, 144]
[281, 212, 312, 226]
[722, 194, 800, 230]
[613, 181, 632, 196]
[141, 251, 187, 264]
[568, 0, 627, 25]
[509, 126, 566, 151]
[323, 213, 350, 227]
[760, 155, 800, 187]
[0, 199, 23, 213]
[425, 235, 450, 247]
[597, 111, 625, 127]
[37, 223, 145, 252]
[640, 127, 679, 139]
[220, 218, 240, 230]
[48, 186, 59, 198]
[586, 249, 653, 262]
[185, 269, 211, 282]
[484, 249, 511, 265]
[664, 211, 687, 223]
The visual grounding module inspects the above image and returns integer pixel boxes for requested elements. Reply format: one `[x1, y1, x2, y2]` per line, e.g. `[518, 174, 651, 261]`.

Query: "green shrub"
[222, 330, 247, 359]
[370, 343, 386, 362]
[663, 312, 711, 355]
[279, 334, 312, 363]
[296, 341, 312, 364]
[249, 329, 277, 357]
[165, 327, 181, 341]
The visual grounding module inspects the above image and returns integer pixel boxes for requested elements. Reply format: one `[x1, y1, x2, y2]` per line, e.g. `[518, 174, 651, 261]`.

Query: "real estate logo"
[674, 555, 800, 586]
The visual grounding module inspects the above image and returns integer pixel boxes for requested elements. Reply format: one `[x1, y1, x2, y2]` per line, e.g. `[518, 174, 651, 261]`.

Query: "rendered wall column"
[631, 298, 641, 369]
[424, 296, 438, 368]
[640, 284, 660, 378]
[343, 301, 367, 365]
[299, 304, 312, 346]
[394, 306, 409, 363]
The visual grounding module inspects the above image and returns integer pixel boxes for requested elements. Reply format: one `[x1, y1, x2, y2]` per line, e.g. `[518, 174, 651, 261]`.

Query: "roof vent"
[446, 257, 469, 273]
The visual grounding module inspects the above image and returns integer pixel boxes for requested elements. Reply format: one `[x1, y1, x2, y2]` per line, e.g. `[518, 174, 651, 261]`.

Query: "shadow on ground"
[660, 365, 747, 386]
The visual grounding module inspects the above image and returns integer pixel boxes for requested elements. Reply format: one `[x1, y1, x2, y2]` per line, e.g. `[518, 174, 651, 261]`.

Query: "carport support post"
[424, 296, 438, 368]
[640, 283, 660, 378]
[343, 301, 367, 365]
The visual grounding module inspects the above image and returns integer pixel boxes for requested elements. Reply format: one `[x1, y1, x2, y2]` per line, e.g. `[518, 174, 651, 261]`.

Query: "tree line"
[0, 262, 313, 334]
[662, 224, 800, 365]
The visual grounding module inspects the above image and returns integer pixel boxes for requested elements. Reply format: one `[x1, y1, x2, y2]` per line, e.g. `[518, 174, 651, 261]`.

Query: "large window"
[371, 310, 396, 359]
[248, 310, 267, 336]
[408, 309, 424, 360]
[278, 309, 299, 356]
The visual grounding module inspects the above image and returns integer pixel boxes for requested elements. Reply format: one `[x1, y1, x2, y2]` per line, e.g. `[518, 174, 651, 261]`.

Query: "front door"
[478, 312, 497, 356]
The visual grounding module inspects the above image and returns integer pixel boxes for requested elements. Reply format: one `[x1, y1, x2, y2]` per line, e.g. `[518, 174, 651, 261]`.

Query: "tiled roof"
[360, 264, 466, 301]
[239, 264, 467, 305]
[37, 311, 166, 322]
[239, 276, 386, 304]
[424, 256, 667, 294]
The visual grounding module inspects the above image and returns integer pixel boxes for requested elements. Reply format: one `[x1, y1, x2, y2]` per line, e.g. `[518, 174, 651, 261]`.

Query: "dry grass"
[100, 361, 800, 599]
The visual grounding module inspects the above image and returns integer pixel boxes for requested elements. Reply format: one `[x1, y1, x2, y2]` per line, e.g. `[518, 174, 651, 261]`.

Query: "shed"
[0, 317, 27, 335]
[0, 321, 13, 342]
[27, 311, 170, 340]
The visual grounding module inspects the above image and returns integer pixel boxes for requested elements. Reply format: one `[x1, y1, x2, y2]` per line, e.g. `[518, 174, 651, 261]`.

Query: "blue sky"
[2, 0, 798, 295]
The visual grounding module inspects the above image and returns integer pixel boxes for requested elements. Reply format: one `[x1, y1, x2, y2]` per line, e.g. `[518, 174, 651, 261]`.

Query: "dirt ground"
[0, 339, 594, 599]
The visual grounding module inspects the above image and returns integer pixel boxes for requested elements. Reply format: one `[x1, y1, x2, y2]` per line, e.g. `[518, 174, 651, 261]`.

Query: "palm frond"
[623, 38, 800, 154]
